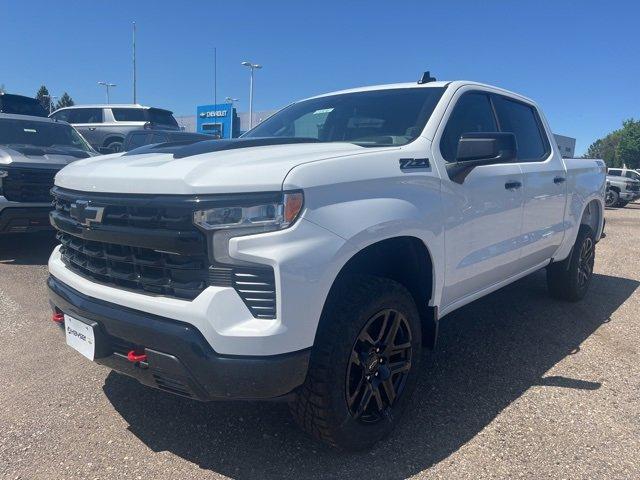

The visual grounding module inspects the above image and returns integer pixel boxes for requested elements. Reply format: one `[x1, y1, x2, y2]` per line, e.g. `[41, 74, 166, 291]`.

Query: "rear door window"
[492, 96, 549, 162]
[440, 92, 498, 162]
[148, 108, 178, 127]
[112, 108, 147, 122]
[65, 108, 103, 124]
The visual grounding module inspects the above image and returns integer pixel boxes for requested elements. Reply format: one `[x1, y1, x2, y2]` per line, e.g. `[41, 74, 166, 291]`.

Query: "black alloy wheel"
[346, 308, 412, 423]
[577, 236, 594, 288]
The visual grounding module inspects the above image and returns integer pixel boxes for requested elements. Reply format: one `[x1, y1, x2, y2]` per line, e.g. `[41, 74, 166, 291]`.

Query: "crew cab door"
[491, 95, 567, 268]
[434, 90, 525, 309]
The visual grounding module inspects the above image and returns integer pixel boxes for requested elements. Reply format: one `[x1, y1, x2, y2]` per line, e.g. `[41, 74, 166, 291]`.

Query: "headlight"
[193, 191, 304, 232]
[194, 191, 304, 265]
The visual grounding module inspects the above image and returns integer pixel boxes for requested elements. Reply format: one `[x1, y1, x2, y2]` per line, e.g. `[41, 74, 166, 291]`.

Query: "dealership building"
[174, 104, 277, 138]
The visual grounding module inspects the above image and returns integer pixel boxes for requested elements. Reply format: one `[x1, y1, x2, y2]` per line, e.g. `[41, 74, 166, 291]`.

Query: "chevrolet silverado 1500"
[47, 77, 606, 449]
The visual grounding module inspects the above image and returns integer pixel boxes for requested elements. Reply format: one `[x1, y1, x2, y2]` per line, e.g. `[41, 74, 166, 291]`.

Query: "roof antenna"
[418, 71, 436, 84]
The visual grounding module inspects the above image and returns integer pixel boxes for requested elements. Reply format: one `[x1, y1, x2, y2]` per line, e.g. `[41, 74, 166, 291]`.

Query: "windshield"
[0, 118, 95, 153]
[244, 87, 446, 147]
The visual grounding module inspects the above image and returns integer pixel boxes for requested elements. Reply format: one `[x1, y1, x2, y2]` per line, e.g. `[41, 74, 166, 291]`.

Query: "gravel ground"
[0, 205, 638, 480]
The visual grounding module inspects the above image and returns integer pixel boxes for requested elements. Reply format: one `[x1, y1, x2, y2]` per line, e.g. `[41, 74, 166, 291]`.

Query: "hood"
[54, 141, 382, 194]
[0, 145, 93, 168]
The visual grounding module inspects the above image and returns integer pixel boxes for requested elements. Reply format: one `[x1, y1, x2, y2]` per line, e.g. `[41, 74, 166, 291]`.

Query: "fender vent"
[209, 265, 276, 319]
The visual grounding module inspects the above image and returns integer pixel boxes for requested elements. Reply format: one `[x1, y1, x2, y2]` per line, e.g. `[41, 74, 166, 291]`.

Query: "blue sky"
[2, 0, 639, 154]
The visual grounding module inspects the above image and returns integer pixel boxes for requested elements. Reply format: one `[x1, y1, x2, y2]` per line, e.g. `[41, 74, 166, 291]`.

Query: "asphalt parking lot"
[1, 205, 638, 480]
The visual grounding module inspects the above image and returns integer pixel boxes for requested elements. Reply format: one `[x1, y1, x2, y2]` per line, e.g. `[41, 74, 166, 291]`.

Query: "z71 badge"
[399, 158, 430, 170]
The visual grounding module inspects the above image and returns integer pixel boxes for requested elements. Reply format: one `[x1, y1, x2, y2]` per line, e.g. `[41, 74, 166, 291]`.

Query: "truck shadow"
[0, 232, 57, 266]
[102, 270, 638, 479]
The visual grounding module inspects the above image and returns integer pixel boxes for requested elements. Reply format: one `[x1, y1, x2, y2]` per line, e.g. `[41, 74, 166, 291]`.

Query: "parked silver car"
[50, 104, 180, 153]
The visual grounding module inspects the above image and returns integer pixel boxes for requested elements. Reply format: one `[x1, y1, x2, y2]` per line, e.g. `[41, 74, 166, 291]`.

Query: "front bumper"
[0, 197, 53, 234]
[48, 275, 310, 401]
[620, 191, 640, 202]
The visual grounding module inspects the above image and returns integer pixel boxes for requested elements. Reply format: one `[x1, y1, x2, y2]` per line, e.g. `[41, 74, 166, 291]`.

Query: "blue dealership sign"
[197, 103, 234, 139]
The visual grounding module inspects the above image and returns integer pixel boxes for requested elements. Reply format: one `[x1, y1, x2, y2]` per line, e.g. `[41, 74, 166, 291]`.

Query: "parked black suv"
[0, 93, 48, 118]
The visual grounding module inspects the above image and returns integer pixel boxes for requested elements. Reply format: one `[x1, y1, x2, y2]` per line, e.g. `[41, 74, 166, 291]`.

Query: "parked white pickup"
[48, 78, 606, 449]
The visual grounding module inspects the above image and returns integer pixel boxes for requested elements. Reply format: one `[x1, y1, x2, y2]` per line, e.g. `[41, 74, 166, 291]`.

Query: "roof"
[303, 80, 536, 105]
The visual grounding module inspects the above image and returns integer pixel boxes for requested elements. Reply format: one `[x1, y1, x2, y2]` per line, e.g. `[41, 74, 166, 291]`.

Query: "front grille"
[209, 266, 276, 319]
[58, 232, 208, 299]
[2, 167, 58, 202]
[53, 195, 193, 230]
[628, 184, 640, 192]
[52, 187, 278, 314]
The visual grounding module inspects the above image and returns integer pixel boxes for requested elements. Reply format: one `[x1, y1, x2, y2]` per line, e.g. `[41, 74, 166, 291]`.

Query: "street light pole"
[241, 61, 262, 129]
[98, 82, 117, 104]
[133, 21, 137, 104]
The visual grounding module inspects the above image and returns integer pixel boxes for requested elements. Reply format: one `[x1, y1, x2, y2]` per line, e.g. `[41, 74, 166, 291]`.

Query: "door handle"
[505, 181, 522, 190]
[554, 176, 566, 184]
[88, 127, 96, 131]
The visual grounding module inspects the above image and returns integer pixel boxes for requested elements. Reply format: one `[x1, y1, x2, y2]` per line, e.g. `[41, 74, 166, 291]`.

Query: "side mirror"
[98, 146, 114, 155]
[446, 132, 517, 184]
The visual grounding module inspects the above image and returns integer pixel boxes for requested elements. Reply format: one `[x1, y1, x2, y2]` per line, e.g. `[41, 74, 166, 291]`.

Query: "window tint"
[440, 93, 497, 162]
[148, 108, 178, 127]
[493, 96, 548, 161]
[0, 118, 94, 153]
[149, 133, 169, 143]
[61, 108, 103, 124]
[112, 108, 146, 122]
[624, 171, 640, 180]
[246, 88, 446, 147]
[608, 170, 621, 176]
[50, 110, 70, 122]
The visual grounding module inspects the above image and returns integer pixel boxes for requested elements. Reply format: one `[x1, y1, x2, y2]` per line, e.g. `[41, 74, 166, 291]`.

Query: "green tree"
[615, 119, 640, 169]
[584, 119, 640, 168]
[585, 130, 622, 166]
[36, 85, 51, 113]
[55, 92, 74, 110]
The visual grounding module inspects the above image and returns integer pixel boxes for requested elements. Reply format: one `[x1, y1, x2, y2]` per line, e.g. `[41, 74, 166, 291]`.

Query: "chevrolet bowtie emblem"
[69, 200, 105, 227]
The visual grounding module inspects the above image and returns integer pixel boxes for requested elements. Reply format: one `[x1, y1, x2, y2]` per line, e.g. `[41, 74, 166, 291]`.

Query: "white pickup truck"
[47, 76, 606, 450]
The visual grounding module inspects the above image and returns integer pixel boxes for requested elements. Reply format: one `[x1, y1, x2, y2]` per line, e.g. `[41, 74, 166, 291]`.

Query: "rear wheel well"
[323, 236, 437, 348]
[103, 136, 124, 147]
[581, 199, 601, 235]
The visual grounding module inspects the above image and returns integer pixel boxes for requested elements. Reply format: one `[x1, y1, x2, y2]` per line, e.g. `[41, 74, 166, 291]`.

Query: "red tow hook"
[52, 312, 65, 324]
[127, 350, 148, 363]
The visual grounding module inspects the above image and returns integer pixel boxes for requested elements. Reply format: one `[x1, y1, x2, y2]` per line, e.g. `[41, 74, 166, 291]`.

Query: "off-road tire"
[290, 275, 422, 450]
[605, 189, 619, 208]
[547, 225, 595, 301]
[105, 140, 123, 153]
